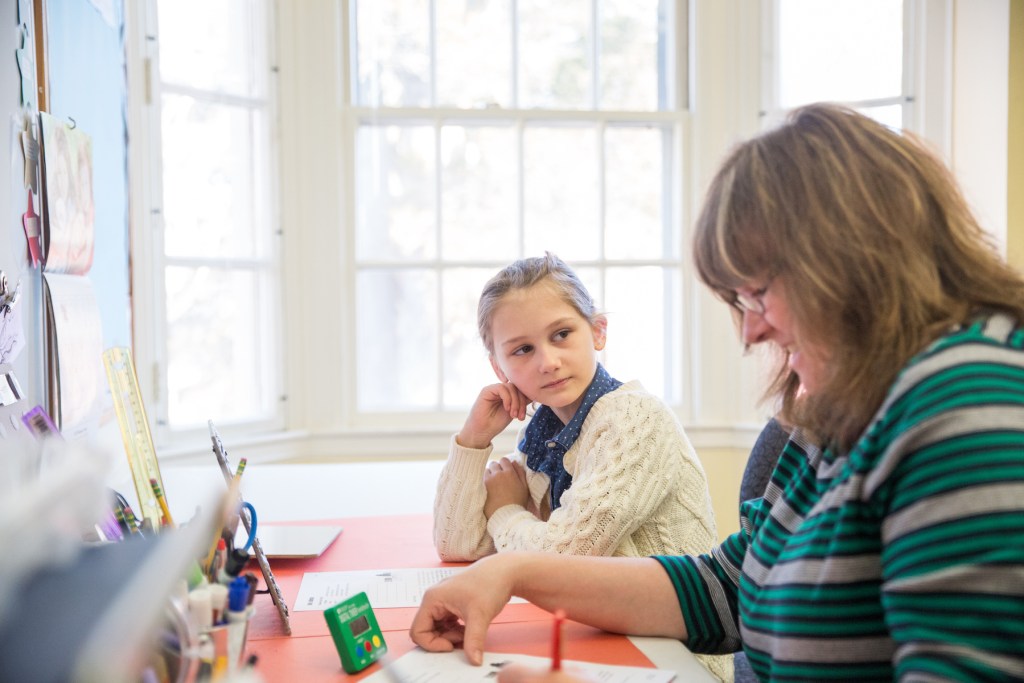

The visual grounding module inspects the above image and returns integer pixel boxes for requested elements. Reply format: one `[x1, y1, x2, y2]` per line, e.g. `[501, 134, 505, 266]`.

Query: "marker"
[189, 587, 213, 631]
[150, 477, 174, 528]
[227, 575, 250, 622]
[243, 572, 259, 606]
[550, 609, 565, 672]
[208, 582, 228, 625]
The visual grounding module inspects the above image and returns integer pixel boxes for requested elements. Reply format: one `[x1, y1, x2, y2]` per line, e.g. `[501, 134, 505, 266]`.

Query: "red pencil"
[551, 609, 566, 671]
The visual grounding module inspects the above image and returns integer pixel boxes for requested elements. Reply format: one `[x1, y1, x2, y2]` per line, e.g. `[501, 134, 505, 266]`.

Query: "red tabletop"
[243, 514, 658, 681]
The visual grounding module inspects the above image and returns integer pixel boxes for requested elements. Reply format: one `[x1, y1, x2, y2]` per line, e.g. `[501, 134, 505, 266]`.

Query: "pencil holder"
[157, 589, 255, 682]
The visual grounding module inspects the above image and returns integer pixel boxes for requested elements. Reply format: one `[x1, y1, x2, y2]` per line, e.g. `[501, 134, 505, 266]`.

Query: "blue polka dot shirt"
[519, 363, 623, 511]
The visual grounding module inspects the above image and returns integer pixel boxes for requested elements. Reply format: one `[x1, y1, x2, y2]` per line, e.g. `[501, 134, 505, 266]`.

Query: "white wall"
[950, 0, 1009, 251]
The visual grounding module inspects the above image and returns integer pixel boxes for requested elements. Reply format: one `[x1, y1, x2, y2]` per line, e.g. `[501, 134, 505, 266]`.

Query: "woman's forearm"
[505, 553, 687, 639]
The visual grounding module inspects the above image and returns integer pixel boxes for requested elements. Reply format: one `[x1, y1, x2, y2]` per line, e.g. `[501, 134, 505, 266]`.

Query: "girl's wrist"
[456, 430, 491, 450]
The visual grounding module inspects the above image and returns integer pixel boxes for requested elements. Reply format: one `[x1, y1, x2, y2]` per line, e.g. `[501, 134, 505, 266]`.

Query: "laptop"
[235, 523, 343, 559]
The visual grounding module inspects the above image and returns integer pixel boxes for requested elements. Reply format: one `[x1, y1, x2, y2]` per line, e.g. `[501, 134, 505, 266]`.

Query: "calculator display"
[349, 614, 370, 637]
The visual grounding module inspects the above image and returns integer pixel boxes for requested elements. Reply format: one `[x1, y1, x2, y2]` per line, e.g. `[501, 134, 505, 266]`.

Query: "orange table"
[243, 514, 711, 681]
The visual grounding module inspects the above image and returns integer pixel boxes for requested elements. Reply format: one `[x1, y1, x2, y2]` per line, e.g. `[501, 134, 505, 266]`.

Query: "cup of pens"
[184, 572, 258, 678]
[178, 492, 261, 678]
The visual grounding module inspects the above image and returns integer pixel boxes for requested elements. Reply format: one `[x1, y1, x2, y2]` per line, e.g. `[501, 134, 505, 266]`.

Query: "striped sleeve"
[653, 527, 747, 654]
[874, 320, 1024, 680]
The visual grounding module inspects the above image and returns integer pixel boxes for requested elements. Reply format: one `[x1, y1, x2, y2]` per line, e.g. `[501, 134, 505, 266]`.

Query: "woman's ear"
[489, 355, 509, 383]
[592, 315, 608, 351]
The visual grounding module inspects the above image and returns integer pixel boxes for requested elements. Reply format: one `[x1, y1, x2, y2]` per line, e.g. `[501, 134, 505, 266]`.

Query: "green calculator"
[324, 591, 387, 673]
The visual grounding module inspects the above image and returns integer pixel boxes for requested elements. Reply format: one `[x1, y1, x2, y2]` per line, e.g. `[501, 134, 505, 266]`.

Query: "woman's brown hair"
[693, 103, 1024, 451]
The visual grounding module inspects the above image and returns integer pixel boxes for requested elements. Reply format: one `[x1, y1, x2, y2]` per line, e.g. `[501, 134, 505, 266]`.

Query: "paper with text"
[294, 567, 526, 611]
[365, 649, 676, 683]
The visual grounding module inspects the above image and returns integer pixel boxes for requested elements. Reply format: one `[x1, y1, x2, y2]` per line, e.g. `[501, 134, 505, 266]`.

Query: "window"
[762, 0, 913, 128]
[348, 0, 687, 416]
[125, 1, 961, 456]
[127, 0, 283, 442]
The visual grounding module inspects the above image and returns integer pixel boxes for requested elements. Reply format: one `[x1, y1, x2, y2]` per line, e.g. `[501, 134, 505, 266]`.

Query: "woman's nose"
[740, 309, 771, 347]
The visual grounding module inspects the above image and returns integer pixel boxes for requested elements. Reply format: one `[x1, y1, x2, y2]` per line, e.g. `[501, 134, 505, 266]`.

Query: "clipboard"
[208, 420, 292, 635]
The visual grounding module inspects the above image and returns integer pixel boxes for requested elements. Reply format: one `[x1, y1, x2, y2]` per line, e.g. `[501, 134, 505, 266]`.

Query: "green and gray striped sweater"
[656, 314, 1024, 681]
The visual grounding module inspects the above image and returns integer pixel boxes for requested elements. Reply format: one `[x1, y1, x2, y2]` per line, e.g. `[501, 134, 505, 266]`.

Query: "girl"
[433, 253, 718, 563]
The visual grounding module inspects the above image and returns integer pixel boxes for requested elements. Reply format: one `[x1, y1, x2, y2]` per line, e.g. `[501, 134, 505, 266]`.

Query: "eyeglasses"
[728, 279, 772, 317]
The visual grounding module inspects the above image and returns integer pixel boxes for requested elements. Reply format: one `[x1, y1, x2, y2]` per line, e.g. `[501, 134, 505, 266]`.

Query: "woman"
[408, 104, 1024, 682]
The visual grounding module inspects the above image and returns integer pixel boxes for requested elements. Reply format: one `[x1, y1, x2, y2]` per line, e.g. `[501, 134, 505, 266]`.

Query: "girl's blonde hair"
[693, 103, 1024, 451]
[478, 252, 599, 354]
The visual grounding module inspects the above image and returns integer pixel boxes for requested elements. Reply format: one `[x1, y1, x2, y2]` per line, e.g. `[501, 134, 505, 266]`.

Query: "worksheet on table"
[294, 567, 527, 611]
[365, 649, 676, 683]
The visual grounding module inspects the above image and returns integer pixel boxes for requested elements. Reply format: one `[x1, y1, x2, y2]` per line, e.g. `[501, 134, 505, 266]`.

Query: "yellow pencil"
[150, 477, 175, 528]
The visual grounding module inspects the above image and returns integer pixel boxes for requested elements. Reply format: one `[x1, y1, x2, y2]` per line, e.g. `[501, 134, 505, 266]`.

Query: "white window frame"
[124, 0, 1003, 463]
[125, 0, 286, 454]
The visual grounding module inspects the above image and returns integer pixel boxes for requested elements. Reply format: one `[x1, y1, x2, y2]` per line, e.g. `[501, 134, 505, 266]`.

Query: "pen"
[150, 477, 175, 528]
[551, 609, 565, 672]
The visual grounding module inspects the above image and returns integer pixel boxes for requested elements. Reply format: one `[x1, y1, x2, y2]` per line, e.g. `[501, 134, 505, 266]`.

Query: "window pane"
[440, 125, 518, 259]
[356, 269, 439, 410]
[441, 268, 495, 409]
[858, 103, 905, 130]
[165, 266, 276, 425]
[603, 266, 680, 400]
[356, 124, 437, 261]
[776, 0, 904, 107]
[523, 125, 600, 260]
[605, 125, 672, 259]
[157, 0, 264, 97]
[161, 94, 270, 259]
[600, 0, 661, 110]
[573, 266, 604, 316]
[436, 0, 513, 108]
[519, 0, 591, 109]
[353, 0, 431, 107]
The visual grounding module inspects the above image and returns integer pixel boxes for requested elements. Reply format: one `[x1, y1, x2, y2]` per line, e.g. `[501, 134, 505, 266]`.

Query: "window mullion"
[435, 115, 445, 410]
[592, 0, 600, 109]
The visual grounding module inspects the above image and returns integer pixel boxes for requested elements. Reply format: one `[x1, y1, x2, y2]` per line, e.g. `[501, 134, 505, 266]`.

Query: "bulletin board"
[0, 0, 45, 439]
[0, 0, 130, 441]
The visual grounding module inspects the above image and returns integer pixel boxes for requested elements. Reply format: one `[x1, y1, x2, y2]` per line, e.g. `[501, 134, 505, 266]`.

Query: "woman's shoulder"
[895, 313, 1024, 397]
[871, 313, 1024, 439]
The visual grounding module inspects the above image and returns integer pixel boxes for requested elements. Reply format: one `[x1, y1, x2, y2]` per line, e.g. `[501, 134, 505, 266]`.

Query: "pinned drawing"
[39, 112, 95, 275]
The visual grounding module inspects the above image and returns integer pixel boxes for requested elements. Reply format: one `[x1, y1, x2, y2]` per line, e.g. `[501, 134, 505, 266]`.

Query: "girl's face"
[488, 281, 606, 425]
[737, 275, 830, 395]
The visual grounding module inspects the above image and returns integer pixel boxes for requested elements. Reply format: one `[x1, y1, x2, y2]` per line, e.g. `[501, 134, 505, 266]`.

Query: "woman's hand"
[457, 382, 531, 450]
[483, 457, 530, 518]
[409, 553, 517, 664]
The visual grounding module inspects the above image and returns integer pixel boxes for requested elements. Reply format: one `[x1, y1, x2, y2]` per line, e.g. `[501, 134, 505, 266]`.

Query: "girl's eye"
[512, 344, 533, 356]
[553, 329, 570, 342]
